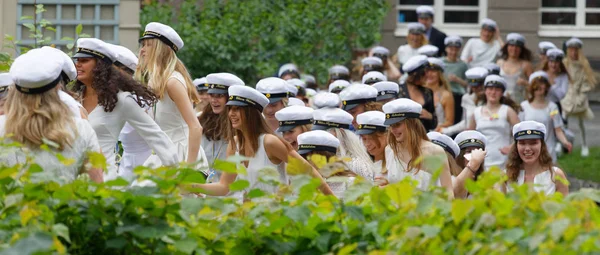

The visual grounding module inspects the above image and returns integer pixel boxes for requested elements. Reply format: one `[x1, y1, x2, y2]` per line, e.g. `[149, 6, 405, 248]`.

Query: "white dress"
[152, 72, 208, 164]
[473, 105, 511, 170]
[117, 122, 152, 182]
[87, 91, 179, 181]
[507, 168, 557, 195]
[0, 116, 101, 184]
[397, 44, 420, 66]
[201, 134, 228, 182]
[236, 134, 288, 197]
[519, 101, 563, 162]
[58, 90, 82, 119]
[385, 146, 440, 191]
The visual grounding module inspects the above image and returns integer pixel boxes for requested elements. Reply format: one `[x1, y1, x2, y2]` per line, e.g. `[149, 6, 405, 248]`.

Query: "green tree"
[141, 0, 389, 86]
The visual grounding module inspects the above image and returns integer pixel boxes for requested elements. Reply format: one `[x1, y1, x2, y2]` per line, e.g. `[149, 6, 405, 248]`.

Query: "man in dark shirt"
[416, 5, 447, 57]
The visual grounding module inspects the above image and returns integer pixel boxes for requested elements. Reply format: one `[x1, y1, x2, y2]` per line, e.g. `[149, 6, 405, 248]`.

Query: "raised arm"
[166, 78, 203, 163]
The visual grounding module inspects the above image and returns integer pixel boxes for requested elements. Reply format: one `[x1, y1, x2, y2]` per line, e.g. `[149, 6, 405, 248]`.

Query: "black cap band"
[385, 112, 420, 120]
[514, 129, 545, 140]
[364, 77, 383, 85]
[446, 42, 462, 47]
[330, 73, 349, 81]
[313, 120, 350, 130]
[280, 69, 299, 78]
[228, 95, 263, 112]
[427, 63, 443, 71]
[548, 55, 563, 62]
[197, 83, 210, 91]
[15, 75, 61, 94]
[485, 80, 505, 89]
[330, 86, 346, 93]
[409, 28, 425, 34]
[458, 138, 485, 149]
[357, 124, 387, 132]
[342, 97, 376, 107]
[298, 144, 337, 154]
[373, 53, 388, 59]
[379, 90, 398, 96]
[140, 31, 179, 52]
[279, 119, 313, 127]
[482, 24, 496, 31]
[507, 39, 525, 47]
[431, 139, 456, 158]
[76, 47, 112, 63]
[363, 64, 383, 72]
[467, 78, 485, 85]
[264, 92, 289, 100]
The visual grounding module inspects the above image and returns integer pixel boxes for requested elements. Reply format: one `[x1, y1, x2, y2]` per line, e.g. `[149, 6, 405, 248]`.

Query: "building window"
[395, 0, 488, 37]
[539, 0, 600, 37]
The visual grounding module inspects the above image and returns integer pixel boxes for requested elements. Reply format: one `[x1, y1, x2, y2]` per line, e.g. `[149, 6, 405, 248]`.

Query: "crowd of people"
[1, 5, 596, 200]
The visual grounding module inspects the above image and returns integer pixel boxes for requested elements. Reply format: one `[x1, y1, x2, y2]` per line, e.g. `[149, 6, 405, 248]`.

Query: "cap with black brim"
[226, 95, 264, 112]
[431, 140, 457, 158]
[457, 139, 485, 150]
[467, 78, 485, 87]
[342, 97, 376, 111]
[208, 84, 229, 94]
[264, 92, 289, 104]
[73, 47, 113, 63]
[139, 31, 179, 52]
[383, 112, 421, 125]
[276, 119, 312, 133]
[312, 120, 350, 130]
[376, 92, 398, 102]
[355, 124, 387, 135]
[514, 129, 545, 141]
[297, 144, 337, 155]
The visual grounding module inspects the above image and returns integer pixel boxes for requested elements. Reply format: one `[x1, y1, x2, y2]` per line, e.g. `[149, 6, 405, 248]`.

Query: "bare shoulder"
[422, 140, 445, 155]
[264, 134, 284, 148]
[553, 167, 567, 179]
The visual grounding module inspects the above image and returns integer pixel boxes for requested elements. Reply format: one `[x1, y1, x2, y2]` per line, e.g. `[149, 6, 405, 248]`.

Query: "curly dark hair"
[73, 60, 157, 112]
[500, 44, 533, 61]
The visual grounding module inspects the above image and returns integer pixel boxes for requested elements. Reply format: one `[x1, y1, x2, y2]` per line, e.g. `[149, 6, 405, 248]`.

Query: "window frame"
[394, 0, 488, 37]
[539, 0, 600, 38]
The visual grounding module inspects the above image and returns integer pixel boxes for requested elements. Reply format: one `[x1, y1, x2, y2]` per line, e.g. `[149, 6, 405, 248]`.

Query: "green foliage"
[140, 0, 389, 86]
[0, 143, 599, 254]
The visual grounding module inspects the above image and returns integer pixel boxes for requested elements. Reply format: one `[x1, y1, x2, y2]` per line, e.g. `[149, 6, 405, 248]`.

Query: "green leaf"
[284, 205, 311, 224]
[174, 237, 197, 254]
[451, 199, 473, 224]
[52, 223, 71, 243]
[550, 219, 570, 240]
[1, 232, 53, 255]
[75, 24, 83, 35]
[104, 177, 129, 187]
[498, 228, 524, 243]
[105, 238, 127, 249]
[229, 179, 250, 192]
[23, 23, 36, 32]
[421, 225, 440, 238]
[337, 243, 358, 255]
[20, 16, 34, 21]
[247, 188, 265, 199]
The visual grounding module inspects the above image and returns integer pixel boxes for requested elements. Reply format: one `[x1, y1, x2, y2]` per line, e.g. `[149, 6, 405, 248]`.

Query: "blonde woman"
[425, 58, 455, 132]
[396, 22, 428, 69]
[0, 73, 11, 115]
[136, 22, 206, 164]
[1, 48, 103, 183]
[561, 38, 597, 157]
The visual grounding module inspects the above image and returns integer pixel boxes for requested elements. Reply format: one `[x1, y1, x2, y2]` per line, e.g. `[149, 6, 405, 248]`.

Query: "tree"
[141, 0, 389, 86]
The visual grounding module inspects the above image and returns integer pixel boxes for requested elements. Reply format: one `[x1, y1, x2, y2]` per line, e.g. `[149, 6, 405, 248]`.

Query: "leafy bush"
[140, 0, 389, 86]
[1, 144, 600, 255]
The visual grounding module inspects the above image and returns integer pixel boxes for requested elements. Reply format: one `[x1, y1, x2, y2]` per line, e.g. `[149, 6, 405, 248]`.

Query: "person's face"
[408, 33, 423, 47]
[567, 47, 579, 60]
[425, 69, 439, 84]
[480, 29, 494, 43]
[517, 139, 542, 164]
[389, 120, 407, 142]
[507, 44, 522, 58]
[281, 74, 295, 81]
[347, 104, 366, 129]
[534, 82, 547, 98]
[418, 16, 433, 29]
[548, 60, 560, 73]
[485, 87, 503, 103]
[139, 39, 152, 58]
[471, 85, 484, 96]
[264, 101, 285, 120]
[209, 93, 228, 114]
[74, 57, 97, 85]
[445, 46, 459, 58]
[360, 133, 387, 157]
[198, 90, 209, 104]
[283, 126, 304, 150]
[228, 106, 242, 130]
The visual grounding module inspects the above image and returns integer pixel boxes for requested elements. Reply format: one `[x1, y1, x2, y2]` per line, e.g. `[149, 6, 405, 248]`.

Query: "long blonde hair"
[563, 48, 597, 88]
[135, 39, 200, 103]
[388, 118, 428, 172]
[4, 86, 76, 150]
[429, 70, 452, 92]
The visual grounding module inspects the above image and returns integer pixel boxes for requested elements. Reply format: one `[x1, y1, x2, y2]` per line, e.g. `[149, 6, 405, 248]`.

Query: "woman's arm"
[507, 107, 520, 127]
[554, 167, 569, 196]
[453, 149, 486, 198]
[438, 91, 455, 129]
[555, 127, 573, 152]
[166, 78, 203, 163]
[264, 134, 334, 195]
[386, 59, 402, 81]
[192, 143, 238, 196]
[460, 40, 472, 63]
[467, 113, 477, 130]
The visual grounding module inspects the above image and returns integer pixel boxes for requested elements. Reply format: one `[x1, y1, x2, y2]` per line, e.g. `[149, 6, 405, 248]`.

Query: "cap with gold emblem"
[139, 22, 184, 52]
[362, 71, 387, 85]
[256, 77, 289, 104]
[206, 73, 244, 94]
[297, 130, 340, 155]
[275, 105, 314, 132]
[513, 120, 546, 141]
[226, 85, 269, 112]
[465, 67, 489, 87]
[339, 84, 378, 111]
[193, 77, 209, 92]
[356, 111, 387, 135]
[454, 130, 487, 150]
[312, 108, 353, 130]
[72, 38, 115, 63]
[382, 98, 422, 125]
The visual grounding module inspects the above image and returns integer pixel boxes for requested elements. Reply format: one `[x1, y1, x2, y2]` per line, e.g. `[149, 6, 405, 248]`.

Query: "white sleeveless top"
[473, 104, 511, 170]
[385, 146, 441, 191]
[87, 91, 179, 181]
[237, 134, 288, 195]
[507, 168, 557, 195]
[0, 116, 101, 184]
[327, 177, 355, 199]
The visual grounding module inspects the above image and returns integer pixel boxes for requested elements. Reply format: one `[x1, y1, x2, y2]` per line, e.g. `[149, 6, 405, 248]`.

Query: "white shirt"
[506, 168, 557, 195]
[0, 116, 101, 184]
[460, 38, 501, 68]
[397, 44, 421, 66]
[58, 90, 82, 119]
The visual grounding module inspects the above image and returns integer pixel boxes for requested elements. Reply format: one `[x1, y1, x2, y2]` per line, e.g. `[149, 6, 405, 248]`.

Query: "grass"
[557, 147, 600, 183]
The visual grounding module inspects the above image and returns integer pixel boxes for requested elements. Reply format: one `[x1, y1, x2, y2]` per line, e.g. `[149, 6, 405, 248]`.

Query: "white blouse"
[87, 91, 179, 181]
[0, 116, 101, 184]
[506, 168, 558, 195]
[385, 145, 441, 191]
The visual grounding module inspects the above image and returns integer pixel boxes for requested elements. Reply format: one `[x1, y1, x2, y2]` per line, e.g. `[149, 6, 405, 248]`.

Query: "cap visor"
[343, 103, 359, 111]
[297, 149, 312, 155]
[459, 142, 485, 150]
[208, 88, 228, 94]
[418, 13, 433, 18]
[311, 125, 329, 131]
[276, 125, 296, 133]
[268, 97, 284, 104]
[515, 135, 544, 141]
[383, 117, 407, 126]
[138, 35, 155, 42]
[468, 82, 483, 87]
[226, 100, 249, 107]
[355, 129, 376, 135]
[72, 52, 94, 59]
[376, 94, 397, 102]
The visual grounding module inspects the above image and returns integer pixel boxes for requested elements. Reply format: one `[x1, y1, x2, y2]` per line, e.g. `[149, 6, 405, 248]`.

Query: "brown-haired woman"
[3, 48, 102, 183]
[199, 73, 244, 182]
[194, 86, 333, 197]
[275, 105, 314, 150]
[382, 99, 454, 198]
[72, 38, 178, 181]
[519, 71, 572, 163]
[505, 121, 568, 195]
[452, 130, 487, 198]
[497, 33, 534, 104]
[356, 111, 389, 183]
[339, 84, 382, 129]
[542, 49, 569, 117]
[136, 22, 205, 165]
